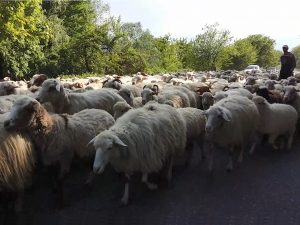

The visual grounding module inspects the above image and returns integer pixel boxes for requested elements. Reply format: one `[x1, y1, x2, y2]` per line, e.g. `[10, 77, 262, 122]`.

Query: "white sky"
[106, 0, 300, 49]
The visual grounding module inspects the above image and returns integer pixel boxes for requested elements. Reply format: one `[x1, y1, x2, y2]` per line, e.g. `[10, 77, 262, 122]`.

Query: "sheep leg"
[85, 171, 96, 187]
[226, 147, 234, 172]
[121, 174, 130, 206]
[14, 191, 24, 213]
[249, 134, 260, 155]
[142, 173, 158, 190]
[268, 134, 278, 150]
[237, 146, 244, 164]
[287, 133, 294, 150]
[208, 143, 214, 172]
[166, 155, 174, 184]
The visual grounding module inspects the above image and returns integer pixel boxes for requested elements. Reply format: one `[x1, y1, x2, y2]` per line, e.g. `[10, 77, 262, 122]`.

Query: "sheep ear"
[113, 136, 127, 147]
[55, 83, 61, 92]
[220, 108, 231, 122]
[87, 137, 96, 147]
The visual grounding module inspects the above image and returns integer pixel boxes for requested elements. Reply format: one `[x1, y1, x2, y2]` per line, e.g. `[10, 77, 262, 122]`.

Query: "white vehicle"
[244, 65, 261, 74]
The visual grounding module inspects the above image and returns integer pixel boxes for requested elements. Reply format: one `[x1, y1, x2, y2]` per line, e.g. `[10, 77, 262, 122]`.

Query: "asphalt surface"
[1, 139, 300, 225]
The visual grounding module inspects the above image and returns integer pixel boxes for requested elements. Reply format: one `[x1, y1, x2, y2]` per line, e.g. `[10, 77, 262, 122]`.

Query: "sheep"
[90, 102, 186, 205]
[0, 81, 38, 97]
[37, 79, 126, 115]
[4, 96, 115, 204]
[0, 113, 35, 212]
[255, 86, 283, 103]
[159, 86, 199, 108]
[282, 86, 300, 120]
[141, 84, 160, 105]
[28, 74, 48, 87]
[201, 92, 214, 110]
[132, 73, 147, 85]
[176, 108, 206, 165]
[102, 78, 123, 90]
[252, 96, 297, 150]
[214, 88, 253, 103]
[113, 101, 132, 120]
[204, 96, 259, 172]
[0, 94, 25, 113]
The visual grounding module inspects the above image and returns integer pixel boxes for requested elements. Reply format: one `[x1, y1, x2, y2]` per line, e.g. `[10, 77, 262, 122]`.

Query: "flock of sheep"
[1, 69, 300, 211]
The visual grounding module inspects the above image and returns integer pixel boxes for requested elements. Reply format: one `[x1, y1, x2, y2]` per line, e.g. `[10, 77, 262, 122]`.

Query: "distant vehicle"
[244, 65, 261, 74]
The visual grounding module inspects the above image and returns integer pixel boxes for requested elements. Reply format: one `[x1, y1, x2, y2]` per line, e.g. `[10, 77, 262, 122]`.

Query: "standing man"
[279, 45, 296, 80]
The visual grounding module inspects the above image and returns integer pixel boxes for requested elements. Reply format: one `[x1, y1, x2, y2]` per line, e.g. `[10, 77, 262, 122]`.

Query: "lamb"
[0, 113, 35, 212]
[204, 96, 259, 172]
[4, 96, 115, 204]
[252, 96, 297, 150]
[37, 79, 126, 115]
[90, 102, 186, 205]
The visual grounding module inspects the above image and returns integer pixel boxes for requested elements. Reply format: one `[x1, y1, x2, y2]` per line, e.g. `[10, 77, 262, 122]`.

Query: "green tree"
[175, 38, 193, 69]
[292, 45, 300, 69]
[191, 23, 232, 71]
[0, 0, 50, 79]
[245, 34, 279, 68]
[221, 38, 257, 70]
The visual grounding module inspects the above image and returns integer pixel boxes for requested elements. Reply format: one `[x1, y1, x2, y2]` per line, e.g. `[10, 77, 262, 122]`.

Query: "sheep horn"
[153, 85, 159, 95]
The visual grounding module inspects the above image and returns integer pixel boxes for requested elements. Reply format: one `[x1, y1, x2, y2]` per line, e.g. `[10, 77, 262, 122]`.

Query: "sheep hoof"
[226, 164, 233, 172]
[120, 198, 129, 206]
[146, 182, 158, 190]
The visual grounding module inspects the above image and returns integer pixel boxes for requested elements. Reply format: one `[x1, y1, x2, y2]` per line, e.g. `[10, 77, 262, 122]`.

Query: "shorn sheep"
[37, 79, 125, 115]
[4, 96, 115, 204]
[90, 103, 186, 205]
[204, 96, 259, 172]
[0, 113, 35, 212]
[252, 96, 297, 151]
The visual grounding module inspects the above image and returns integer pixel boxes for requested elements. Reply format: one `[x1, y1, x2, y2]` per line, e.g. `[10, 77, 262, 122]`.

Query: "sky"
[106, 0, 300, 50]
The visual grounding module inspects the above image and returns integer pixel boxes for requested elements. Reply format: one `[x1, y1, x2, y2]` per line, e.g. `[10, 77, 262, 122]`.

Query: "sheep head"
[37, 79, 67, 105]
[204, 106, 231, 137]
[113, 101, 132, 120]
[283, 86, 297, 104]
[141, 88, 156, 105]
[4, 97, 40, 131]
[91, 130, 127, 174]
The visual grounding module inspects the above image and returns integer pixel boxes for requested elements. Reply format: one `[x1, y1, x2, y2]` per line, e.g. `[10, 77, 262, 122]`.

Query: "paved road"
[2, 139, 300, 225]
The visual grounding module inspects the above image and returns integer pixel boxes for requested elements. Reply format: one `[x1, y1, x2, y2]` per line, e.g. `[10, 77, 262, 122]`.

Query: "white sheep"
[204, 96, 259, 172]
[37, 79, 125, 115]
[176, 107, 206, 165]
[214, 88, 253, 103]
[4, 96, 115, 204]
[283, 86, 300, 121]
[90, 102, 186, 205]
[252, 96, 297, 151]
[0, 113, 35, 212]
[113, 101, 132, 120]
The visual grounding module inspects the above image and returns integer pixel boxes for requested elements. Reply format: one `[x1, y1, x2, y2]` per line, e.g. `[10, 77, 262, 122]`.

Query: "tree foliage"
[0, 0, 50, 78]
[245, 34, 279, 68]
[191, 23, 232, 71]
[292, 45, 300, 69]
[0, 1, 283, 79]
